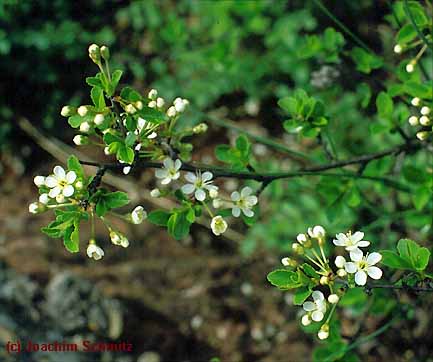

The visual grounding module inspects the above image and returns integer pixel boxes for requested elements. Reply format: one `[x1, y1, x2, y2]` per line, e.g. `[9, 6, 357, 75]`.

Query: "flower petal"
[45, 176, 58, 188]
[53, 166, 65, 178]
[351, 231, 364, 243]
[302, 301, 316, 312]
[367, 252, 382, 265]
[247, 195, 258, 206]
[161, 177, 171, 185]
[242, 208, 254, 217]
[62, 185, 74, 197]
[349, 249, 363, 261]
[163, 158, 174, 169]
[357, 240, 370, 247]
[185, 172, 197, 183]
[312, 291, 324, 302]
[232, 207, 241, 217]
[231, 191, 240, 202]
[333, 234, 347, 246]
[201, 171, 213, 182]
[367, 266, 382, 280]
[195, 188, 206, 201]
[344, 262, 357, 273]
[311, 311, 324, 322]
[49, 186, 61, 198]
[335, 255, 346, 268]
[174, 159, 182, 170]
[155, 169, 167, 179]
[66, 171, 77, 184]
[181, 184, 195, 194]
[355, 270, 367, 286]
[241, 186, 252, 197]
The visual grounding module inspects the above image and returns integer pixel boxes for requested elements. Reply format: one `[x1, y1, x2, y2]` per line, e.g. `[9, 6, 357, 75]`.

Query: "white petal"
[311, 311, 324, 322]
[355, 270, 367, 286]
[231, 191, 240, 202]
[195, 188, 206, 201]
[335, 255, 346, 268]
[344, 262, 357, 273]
[247, 195, 258, 206]
[123, 166, 131, 175]
[53, 166, 65, 178]
[49, 186, 61, 198]
[201, 171, 213, 182]
[66, 171, 77, 184]
[312, 291, 324, 302]
[163, 158, 174, 169]
[333, 234, 347, 246]
[366, 252, 382, 265]
[241, 186, 252, 197]
[174, 159, 182, 170]
[367, 266, 382, 280]
[161, 177, 172, 185]
[172, 172, 180, 180]
[45, 176, 58, 188]
[302, 301, 316, 312]
[155, 169, 167, 179]
[351, 231, 364, 243]
[349, 249, 363, 261]
[185, 172, 197, 183]
[63, 185, 74, 197]
[181, 184, 195, 194]
[242, 208, 254, 217]
[232, 207, 241, 217]
[357, 240, 370, 247]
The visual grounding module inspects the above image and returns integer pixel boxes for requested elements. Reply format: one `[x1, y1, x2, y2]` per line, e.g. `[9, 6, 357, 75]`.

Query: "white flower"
[148, 89, 158, 100]
[94, 114, 104, 125]
[406, 62, 415, 73]
[87, 243, 104, 260]
[174, 98, 189, 113]
[345, 251, 382, 286]
[33, 175, 45, 187]
[335, 255, 346, 269]
[211, 216, 227, 236]
[408, 116, 419, 126]
[39, 193, 49, 204]
[150, 188, 161, 198]
[333, 231, 370, 258]
[155, 158, 182, 185]
[181, 171, 218, 201]
[308, 225, 325, 238]
[297, 233, 308, 244]
[110, 230, 129, 248]
[80, 121, 91, 132]
[230, 186, 257, 217]
[421, 106, 430, 115]
[302, 291, 326, 322]
[28, 202, 40, 214]
[131, 206, 147, 224]
[411, 97, 421, 106]
[77, 106, 88, 117]
[393, 44, 402, 54]
[167, 106, 177, 117]
[156, 97, 165, 108]
[45, 166, 77, 198]
[328, 294, 339, 304]
[318, 328, 329, 340]
[420, 116, 430, 126]
[73, 135, 88, 145]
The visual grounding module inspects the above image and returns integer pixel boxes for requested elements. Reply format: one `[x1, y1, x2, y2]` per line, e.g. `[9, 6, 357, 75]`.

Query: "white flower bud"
[104, 146, 110, 155]
[319, 276, 328, 285]
[337, 268, 347, 277]
[150, 188, 161, 198]
[156, 97, 165, 108]
[328, 294, 339, 304]
[148, 89, 158, 100]
[33, 175, 45, 187]
[419, 116, 430, 126]
[39, 193, 49, 204]
[406, 61, 416, 73]
[174, 98, 187, 113]
[209, 188, 218, 198]
[211, 216, 228, 236]
[94, 114, 104, 125]
[416, 131, 429, 141]
[125, 104, 136, 114]
[88, 44, 100, 63]
[61, 106, 74, 117]
[88, 43, 99, 55]
[393, 44, 402, 54]
[56, 194, 65, 203]
[123, 166, 131, 175]
[318, 330, 329, 340]
[29, 202, 43, 214]
[148, 100, 157, 108]
[301, 315, 311, 326]
[87, 242, 104, 260]
[79, 121, 91, 132]
[296, 233, 308, 244]
[281, 257, 291, 266]
[411, 97, 421, 106]
[193, 123, 208, 134]
[131, 205, 147, 224]
[421, 106, 430, 116]
[77, 106, 88, 117]
[100, 45, 110, 60]
[75, 181, 83, 190]
[135, 100, 143, 110]
[167, 106, 177, 117]
[408, 116, 419, 126]
[212, 198, 223, 208]
[73, 135, 89, 146]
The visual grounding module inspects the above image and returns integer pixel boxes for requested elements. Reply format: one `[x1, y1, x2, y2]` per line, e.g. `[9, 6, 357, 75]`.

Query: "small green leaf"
[350, 47, 383, 74]
[396, 23, 417, 44]
[412, 186, 431, 210]
[103, 191, 130, 209]
[293, 287, 312, 305]
[380, 250, 411, 269]
[147, 210, 171, 226]
[167, 210, 192, 240]
[120, 86, 142, 102]
[108, 69, 123, 96]
[267, 269, 303, 289]
[91, 87, 105, 109]
[117, 145, 135, 164]
[67, 155, 84, 179]
[137, 107, 168, 124]
[376, 92, 393, 119]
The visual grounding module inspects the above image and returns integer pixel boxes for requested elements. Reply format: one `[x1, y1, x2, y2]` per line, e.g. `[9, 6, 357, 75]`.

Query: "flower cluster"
[276, 226, 382, 340]
[407, 97, 432, 141]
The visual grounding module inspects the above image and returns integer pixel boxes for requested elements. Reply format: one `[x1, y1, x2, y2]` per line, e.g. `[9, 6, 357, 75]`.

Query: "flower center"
[358, 260, 367, 269]
[59, 180, 67, 187]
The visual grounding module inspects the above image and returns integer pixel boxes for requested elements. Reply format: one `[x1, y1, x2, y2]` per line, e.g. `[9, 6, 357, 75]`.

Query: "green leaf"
[412, 186, 431, 210]
[108, 69, 123, 96]
[293, 287, 312, 305]
[68, 115, 84, 128]
[63, 221, 80, 253]
[91, 87, 105, 109]
[137, 107, 168, 124]
[267, 269, 303, 289]
[381, 250, 412, 269]
[404, 81, 433, 99]
[125, 132, 137, 147]
[235, 134, 251, 160]
[117, 145, 135, 164]
[120, 86, 142, 102]
[67, 155, 84, 179]
[396, 23, 417, 44]
[86, 76, 103, 88]
[103, 191, 130, 209]
[302, 263, 319, 278]
[397, 238, 431, 271]
[350, 47, 383, 74]
[376, 92, 393, 119]
[402, 165, 428, 183]
[357, 83, 371, 108]
[167, 210, 192, 240]
[278, 97, 298, 116]
[147, 210, 171, 226]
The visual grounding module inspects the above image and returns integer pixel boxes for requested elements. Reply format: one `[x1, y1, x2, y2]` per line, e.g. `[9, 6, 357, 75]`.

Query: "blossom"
[167, 106, 177, 117]
[393, 44, 402, 54]
[411, 97, 420, 106]
[328, 294, 339, 304]
[87, 243, 104, 260]
[39, 193, 49, 204]
[109, 230, 129, 248]
[33, 175, 45, 187]
[131, 206, 147, 224]
[419, 116, 430, 126]
[333, 231, 370, 258]
[61, 106, 74, 117]
[181, 171, 218, 201]
[80, 121, 91, 132]
[155, 158, 182, 185]
[73, 135, 89, 145]
[174, 97, 189, 113]
[148, 89, 158, 100]
[308, 225, 325, 239]
[318, 325, 329, 340]
[150, 188, 161, 198]
[94, 114, 104, 125]
[29, 202, 42, 214]
[230, 187, 258, 217]
[421, 106, 430, 115]
[45, 166, 77, 198]
[77, 106, 88, 116]
[408, 116, 419, 126]
[345, 251, 382, 286]
[302, 291, 326, 323]
[156, 97, 165, 108]
[211, 216, 227, 236]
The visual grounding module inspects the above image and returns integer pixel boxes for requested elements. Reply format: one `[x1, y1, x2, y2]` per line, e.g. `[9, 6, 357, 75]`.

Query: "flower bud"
[301, 315, 311, 326]
[150, 188, 161, 198]
[408, 116, 419, 126]
[56, 194, 65, 203]
[406, 60, 416, 73]
[75, 180, 83, 190]
[130, 205, 147, 224]
[411, 97, 421, 106]
[393, 44, 402, 54]
[193, 123, 208, 134]
[77, 106, 88, 117]
[328, 294, 339, 304]
[148, 89, 158, 100]
[420, 116, 430, 126]
[94, 114, 104, 125]
[104, 146, 111, 155]
[29, 202, 45, 214]
[292, 243, 304, 255]
[39, 193, 49, 204]
[318, 325, 329, 340]
[319, 276, 328, 285]
[135, 100, 143, 110]
[212, 198, 223, 208]
[80, 121, 91, 132]
[33, 175, 45, 187]
[61, 106, 75, 117]
[100, 45, 110, 60]
[416, 131, 429, 141]
[73, 135, 89, 146]
[209, 188, 218, 198]
[337, 268, 347, 277]
[421, 106, 430, 116]
[281, 257, 297, 267]
[156, 97, 165, 108]
[167, 106, 177, 117]
[148, 100, 157, 108]
[88, 43, 101, 63]
[125, 104, 136, 114]
[87, 241, 104, 260]
[123, 166, 131, 175]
